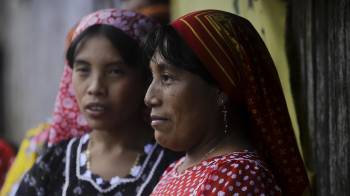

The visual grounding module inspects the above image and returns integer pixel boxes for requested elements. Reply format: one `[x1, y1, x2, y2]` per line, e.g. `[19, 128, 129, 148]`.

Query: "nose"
[144, 80, 161, 108]
[87, 74, 107, 97]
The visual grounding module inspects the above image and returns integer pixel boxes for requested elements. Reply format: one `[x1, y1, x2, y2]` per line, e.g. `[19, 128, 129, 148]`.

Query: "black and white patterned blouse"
[15, 134, 180, 196]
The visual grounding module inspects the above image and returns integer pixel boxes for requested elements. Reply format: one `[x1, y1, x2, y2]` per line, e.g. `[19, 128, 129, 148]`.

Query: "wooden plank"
[288, 0, 350, 195]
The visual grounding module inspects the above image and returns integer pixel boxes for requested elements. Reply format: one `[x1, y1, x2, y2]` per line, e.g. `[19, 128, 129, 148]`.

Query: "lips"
[84, 102, 108, 117]
[150, 114, 169, 127]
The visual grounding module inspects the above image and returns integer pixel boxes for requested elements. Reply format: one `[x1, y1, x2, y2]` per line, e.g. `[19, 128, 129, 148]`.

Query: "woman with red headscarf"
[14, 8, 179, 196]
[144, 10, 310, 195]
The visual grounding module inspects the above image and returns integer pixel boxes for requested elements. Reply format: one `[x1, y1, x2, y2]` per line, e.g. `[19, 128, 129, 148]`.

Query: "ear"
[216, 89, 229, 107]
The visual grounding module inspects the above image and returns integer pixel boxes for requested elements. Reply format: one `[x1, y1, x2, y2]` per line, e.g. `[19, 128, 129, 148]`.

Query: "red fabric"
[151, 152, 281, 196]
[0, 138, 15, 187]
[46, 9, 159, 145]
[171, 10, 309, 195]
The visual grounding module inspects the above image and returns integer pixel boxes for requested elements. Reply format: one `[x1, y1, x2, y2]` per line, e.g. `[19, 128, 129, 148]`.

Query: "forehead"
[150, 51, 164, 64]
[149, 51, 173, 71]
[75, 35, 121, 60]
[149, 51, 170, 73]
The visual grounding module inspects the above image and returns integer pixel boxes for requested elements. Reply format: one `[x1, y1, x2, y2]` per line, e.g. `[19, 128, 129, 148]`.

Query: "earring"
[222, 104, 229, 135]
[218, 94, 229, 135]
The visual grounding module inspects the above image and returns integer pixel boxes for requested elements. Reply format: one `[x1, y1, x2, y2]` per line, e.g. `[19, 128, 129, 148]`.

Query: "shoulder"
[199, 152, 282, 195]
[213, 151, 272, 177]
[26, 137, 80, 177]
[35, 137, 77, 164]
[23, 136, 81, 180]
[15, 138, 79, 195]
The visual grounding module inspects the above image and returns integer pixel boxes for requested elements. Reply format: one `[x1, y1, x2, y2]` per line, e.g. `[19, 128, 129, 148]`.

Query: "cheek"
[109, 79, 145, 107]
[71, 76, 85, 105]
[168, 86, 215, 149]
[162, 90, 201, 150]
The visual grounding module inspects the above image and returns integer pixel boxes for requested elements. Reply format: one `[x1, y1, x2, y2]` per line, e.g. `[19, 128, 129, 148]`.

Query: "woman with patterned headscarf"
[144, 10, 310, 195]
[14, 8, 179, 196]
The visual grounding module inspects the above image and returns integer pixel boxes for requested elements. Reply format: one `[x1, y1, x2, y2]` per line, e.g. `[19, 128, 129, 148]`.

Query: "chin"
[154, 131, 171, 149]
[86, 120, 110, 131]
[154, 131, 185, 152]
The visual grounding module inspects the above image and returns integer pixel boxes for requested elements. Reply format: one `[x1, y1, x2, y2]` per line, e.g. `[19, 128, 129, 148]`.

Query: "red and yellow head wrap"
[172, 10, 309, 195]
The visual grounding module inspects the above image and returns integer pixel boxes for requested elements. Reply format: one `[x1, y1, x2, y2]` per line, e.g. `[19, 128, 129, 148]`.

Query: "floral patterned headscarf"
[47, 9, 159, 145]
[171, 10, 310, 195]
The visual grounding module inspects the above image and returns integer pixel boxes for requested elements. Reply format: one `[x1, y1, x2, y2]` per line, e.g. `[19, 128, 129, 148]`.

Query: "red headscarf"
[46, 9, 159, 145]
[172, 10, 309, 195]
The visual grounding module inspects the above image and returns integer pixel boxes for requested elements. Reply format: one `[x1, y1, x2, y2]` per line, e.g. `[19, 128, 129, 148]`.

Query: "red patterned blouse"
[151, 151, 282, 196]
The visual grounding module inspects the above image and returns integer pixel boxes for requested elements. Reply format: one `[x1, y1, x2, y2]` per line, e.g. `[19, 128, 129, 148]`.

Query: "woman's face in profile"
[72, 35, 145, 131]
[145, 51, 219, 151]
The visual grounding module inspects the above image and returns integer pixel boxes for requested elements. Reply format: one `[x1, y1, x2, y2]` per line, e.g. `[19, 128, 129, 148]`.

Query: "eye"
[74, 66, 90, 76]
[160, 73, 175, 84]
[108, 68, 124, 76]
[73, 60, 90, 76]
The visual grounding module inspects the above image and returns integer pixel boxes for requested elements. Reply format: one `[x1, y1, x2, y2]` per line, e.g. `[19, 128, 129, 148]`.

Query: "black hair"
[143, 25, 216, 85]
[66, 24, 144, 70]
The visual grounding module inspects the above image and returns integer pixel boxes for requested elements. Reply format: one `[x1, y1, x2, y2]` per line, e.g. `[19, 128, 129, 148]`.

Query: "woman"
[144, 10, 310, 195]
[15, 8, 179, 196]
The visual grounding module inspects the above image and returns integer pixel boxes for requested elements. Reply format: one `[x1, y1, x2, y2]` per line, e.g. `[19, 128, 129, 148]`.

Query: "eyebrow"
[155, 62, 173, 72]
[74, 59, 90, 66]
[74, 59, 126, 67]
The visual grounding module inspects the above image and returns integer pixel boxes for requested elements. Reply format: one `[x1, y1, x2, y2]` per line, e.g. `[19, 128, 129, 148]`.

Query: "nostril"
[145, 96, 160, 108]
[144, 96, 152, 107]
[87, 78, 107, 96]
[87, 86, 106, 96]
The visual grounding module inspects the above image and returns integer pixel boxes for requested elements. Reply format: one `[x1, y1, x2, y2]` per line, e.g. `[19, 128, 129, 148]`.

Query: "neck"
[90, 120, 152, 153]
[184, 132, 225, 166]
[184, 115, 226, 163]
[180, 126, 253, 172]
[86, 118, 152, 180]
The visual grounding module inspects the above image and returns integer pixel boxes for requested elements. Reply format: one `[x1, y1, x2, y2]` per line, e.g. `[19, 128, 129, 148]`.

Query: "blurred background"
[0, 0, 348, 195]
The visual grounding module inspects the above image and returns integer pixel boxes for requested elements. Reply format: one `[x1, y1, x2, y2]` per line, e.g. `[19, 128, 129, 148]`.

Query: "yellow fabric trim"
[200, 14, 242, 82]
[180, 18, 236, 87]
[0, 123, 49, 196]
[197, 14, 235, 65]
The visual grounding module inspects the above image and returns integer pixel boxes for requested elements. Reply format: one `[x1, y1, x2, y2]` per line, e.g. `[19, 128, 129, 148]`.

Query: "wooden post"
[287, 0, 350, 195]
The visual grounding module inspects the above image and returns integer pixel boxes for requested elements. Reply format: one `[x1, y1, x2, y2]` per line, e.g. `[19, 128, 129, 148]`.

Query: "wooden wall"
[287, 0, 350, 195]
